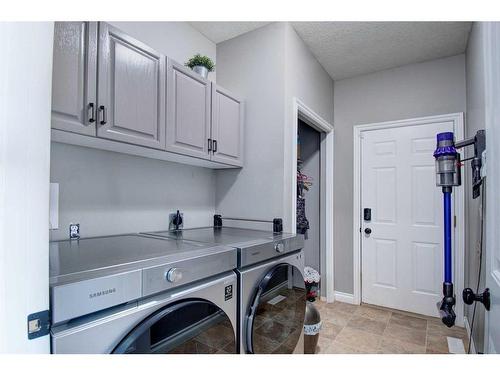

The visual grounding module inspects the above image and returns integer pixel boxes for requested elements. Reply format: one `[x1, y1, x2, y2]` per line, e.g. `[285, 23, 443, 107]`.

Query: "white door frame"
[0, 22, 54, 353]
[483, 21, 500, 354]
[289, 98, 335, 302]
[352, 113, 465, 324]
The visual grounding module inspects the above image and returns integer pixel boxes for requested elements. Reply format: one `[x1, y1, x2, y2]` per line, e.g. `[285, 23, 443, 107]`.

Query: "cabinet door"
[97, 23, 166, 149]
[166, 60, 211, 159]
[211, 85, 244, 167]
[51, 22, 97, 136]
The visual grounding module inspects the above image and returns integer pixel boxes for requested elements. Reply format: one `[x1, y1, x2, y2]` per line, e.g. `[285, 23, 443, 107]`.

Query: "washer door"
[246, 264, 306, 354]
[113, 299, 236, 354]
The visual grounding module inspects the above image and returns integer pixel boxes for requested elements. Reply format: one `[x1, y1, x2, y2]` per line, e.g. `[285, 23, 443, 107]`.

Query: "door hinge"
[27, 310, 51, 340]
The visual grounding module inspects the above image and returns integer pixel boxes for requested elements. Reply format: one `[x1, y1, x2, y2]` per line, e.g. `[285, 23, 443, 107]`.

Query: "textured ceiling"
[189, 22, 271, 43]
[291, 22, 472, 80]
[190, 21, 471, 80]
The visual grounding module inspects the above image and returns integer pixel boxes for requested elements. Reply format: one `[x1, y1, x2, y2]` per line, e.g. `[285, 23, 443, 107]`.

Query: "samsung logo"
[89, 288, 116, 299]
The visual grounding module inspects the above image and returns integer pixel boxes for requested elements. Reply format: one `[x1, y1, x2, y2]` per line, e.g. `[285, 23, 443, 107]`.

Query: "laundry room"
[1, 1, 500, 373]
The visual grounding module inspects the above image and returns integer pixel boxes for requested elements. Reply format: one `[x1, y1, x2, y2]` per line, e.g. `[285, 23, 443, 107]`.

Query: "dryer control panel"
[142, 248, 237, 296]
[238, 235, 304, 268]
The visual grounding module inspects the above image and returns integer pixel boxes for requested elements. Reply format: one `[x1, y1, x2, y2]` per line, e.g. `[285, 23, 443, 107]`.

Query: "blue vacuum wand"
[433, 132, 460, 327]
[433, 130, 486, 327]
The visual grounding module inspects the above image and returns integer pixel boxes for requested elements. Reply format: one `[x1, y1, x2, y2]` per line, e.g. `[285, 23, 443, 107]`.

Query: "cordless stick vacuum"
[433, 130, 488, 327]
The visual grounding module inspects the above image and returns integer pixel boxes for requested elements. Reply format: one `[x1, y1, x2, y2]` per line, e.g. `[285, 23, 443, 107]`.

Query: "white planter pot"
[192, 65, 209, 79]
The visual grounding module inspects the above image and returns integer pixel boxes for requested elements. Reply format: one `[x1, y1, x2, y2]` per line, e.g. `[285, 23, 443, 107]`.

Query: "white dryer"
[144, 223, 306, 354]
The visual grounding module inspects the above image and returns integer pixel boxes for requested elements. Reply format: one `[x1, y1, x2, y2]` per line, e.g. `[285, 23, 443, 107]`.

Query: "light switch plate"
[49, 183, 59, 230]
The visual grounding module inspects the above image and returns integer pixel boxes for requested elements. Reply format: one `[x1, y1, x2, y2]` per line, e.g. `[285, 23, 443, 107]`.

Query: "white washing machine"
[50, 234, 238, 354]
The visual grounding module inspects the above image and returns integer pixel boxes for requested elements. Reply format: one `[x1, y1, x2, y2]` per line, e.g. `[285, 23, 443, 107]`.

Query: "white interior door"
[484, 22, 500, 354]
[361, 120, 457, 317]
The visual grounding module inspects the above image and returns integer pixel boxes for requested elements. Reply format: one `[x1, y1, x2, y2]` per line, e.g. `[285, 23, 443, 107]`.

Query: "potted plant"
[303, 267, 322, 354]
[185, 54, 215, 79]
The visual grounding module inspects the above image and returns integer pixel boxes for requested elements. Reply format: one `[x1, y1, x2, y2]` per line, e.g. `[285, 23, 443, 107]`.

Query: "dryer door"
[113, 299, 236, 354]
[246, 264, 306, 354]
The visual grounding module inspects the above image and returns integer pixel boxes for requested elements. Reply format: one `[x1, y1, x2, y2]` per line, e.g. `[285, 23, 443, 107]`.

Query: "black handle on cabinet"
[99, 105, 107, 125]
[213, 140, 217, 153]
[88, 103, 95, 123]
[208, 139, 212, 152]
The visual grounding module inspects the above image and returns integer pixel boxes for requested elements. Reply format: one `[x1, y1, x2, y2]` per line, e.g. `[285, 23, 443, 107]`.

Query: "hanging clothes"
[296, 196, 309, 239]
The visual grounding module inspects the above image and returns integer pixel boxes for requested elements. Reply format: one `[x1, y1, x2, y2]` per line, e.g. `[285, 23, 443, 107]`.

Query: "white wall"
[464, 22, 487, 353]
[109, 22, 216, 81]
[215, 22, 334, 232]
[0, 22, 54, 353]
[51, 22, 217, 241]
[215, 23, 287, 228]
[333, 54, 467, 294]
[283, 23, 334, 231]
[50, 144, 215, 241]
[284, 23, 334, 124]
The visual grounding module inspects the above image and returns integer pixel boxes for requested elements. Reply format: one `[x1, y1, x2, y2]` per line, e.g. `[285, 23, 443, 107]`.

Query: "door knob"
[364, 228, 372, 235]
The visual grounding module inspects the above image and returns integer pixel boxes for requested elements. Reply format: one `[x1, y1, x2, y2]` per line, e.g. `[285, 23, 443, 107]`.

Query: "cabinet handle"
[208, 139, 212, 152]
[88, 103, 95, 123]
[99, 105, 107, 125]
[213, 140, 217, 153]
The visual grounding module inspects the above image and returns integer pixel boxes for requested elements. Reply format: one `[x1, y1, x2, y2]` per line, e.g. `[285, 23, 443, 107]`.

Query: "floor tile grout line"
[424, 320, 428, 352]
[381, 311, 393, 337]
[316, 301, 465, 354]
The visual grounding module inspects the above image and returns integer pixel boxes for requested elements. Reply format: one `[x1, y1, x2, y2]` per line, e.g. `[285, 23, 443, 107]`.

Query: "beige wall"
[333, 54, 467, 293]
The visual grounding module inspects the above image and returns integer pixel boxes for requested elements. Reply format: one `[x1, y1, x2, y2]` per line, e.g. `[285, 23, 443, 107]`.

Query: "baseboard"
[334, 291, 356, 304]
[463, 316, 476, 354]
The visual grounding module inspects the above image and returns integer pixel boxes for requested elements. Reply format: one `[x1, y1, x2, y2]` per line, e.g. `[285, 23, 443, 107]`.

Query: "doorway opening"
[289, 98, 334, 302]
[297, 120, 321, 277]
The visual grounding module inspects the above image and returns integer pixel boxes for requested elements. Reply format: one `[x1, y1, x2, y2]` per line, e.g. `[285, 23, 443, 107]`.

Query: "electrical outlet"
[69, 223, 80, 239]
[49, 183, 59, 230]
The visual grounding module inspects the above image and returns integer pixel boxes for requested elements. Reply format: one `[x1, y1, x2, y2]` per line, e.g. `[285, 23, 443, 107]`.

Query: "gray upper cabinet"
[51, 22, 244, 169]
[166, 60, 211, 159]
[97, 23, 166, 150]
[210, 85, 244, 167]
[51, 22, 97, 136]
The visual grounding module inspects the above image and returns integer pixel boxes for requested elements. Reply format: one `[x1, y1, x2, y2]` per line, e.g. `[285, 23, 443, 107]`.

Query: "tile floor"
[313, 300, 469, 354]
